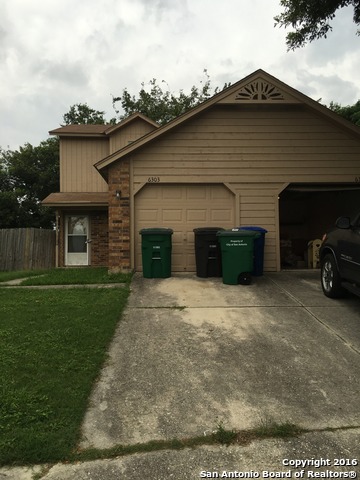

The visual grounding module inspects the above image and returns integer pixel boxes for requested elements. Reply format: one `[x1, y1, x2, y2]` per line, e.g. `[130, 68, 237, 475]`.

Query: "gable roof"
[95, 69, 360, 180]
[49, 112, 159, 138]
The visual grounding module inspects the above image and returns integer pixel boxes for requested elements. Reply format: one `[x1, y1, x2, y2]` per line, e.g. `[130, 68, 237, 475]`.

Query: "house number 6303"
[148, 176, 160, 183]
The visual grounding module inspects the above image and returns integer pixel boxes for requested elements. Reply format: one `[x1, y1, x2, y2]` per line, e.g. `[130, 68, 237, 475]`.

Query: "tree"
[0, 150, 10, 191]
[328, 100, 360, 126]
[112, 70, 230, 125]
[274, 0, 360, 50]
[0, 138, 59, 228]
[0, 151, 20, 228]
[0, 190, 21, 227]
[62, 103, 114, 125]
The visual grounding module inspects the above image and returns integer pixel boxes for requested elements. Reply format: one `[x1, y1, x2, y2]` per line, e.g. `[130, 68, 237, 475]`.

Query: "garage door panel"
[186, 187, 207, 200]
[186, 209, 208, 222]
[211, 209, 233, 222]
[135, 184, 234, 272]
[163, 209, 182, 222]
[210, 188, 231, 200]
[143, 189, 161, 200]
[185, 254, 196, 271]
[171, 230, 184, 245]
[185, 231, 194, 242]
[137, 209, 159, 222]
[162, 186, 183, 199]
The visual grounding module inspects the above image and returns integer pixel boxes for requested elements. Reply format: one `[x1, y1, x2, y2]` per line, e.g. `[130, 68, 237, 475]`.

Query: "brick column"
[108, 159, 131, 273]
[90, 211, 109, 266]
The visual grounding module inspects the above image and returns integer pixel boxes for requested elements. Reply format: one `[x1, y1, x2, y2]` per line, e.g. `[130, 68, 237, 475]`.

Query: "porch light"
[116, 190, 121, 199]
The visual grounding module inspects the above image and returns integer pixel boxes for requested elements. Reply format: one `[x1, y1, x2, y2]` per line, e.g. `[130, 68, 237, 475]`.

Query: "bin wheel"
[238, 272, 252, 285]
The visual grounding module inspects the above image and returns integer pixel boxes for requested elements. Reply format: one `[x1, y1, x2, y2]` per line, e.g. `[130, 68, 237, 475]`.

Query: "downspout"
[55, 209, 59, 268]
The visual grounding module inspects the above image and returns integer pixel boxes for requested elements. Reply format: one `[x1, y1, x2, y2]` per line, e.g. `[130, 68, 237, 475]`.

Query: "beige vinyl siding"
[237, 185, 282, 272]
[132, 106, 360, 186]
[109, 121, 156, 154]
[60, 138, 109, 192]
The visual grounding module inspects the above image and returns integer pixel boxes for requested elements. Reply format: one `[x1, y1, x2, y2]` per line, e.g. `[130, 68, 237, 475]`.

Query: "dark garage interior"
[279, 183, 360, 269]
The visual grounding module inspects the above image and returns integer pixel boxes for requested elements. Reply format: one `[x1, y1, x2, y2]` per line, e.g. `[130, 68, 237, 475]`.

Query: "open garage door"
[279, 183, 360, 269]
[135, 184, 235, 272]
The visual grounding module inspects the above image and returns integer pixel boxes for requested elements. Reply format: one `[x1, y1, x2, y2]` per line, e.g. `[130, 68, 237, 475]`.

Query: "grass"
[0, 283, 130, 466]
[212, 421, 238, 445]
[0, 270, 51, 283]
[64, 419, 306, 464]
[210, 418, 303, 448]
[253, 417, 302, 438]
[0, 267, 131, 286]
[22, 420, 356, 467]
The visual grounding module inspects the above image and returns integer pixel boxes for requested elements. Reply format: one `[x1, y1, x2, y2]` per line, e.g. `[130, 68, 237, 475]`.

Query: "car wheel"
[320, 254, 345, 298]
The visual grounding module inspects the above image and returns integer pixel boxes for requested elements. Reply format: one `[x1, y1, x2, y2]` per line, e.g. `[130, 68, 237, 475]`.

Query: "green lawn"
[0, 267, 131, 285]
[0, 280, 130, 465]
[0, 269, 51, 283]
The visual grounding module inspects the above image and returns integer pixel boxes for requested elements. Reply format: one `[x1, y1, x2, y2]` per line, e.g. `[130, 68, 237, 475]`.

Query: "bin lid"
[216, 228, 261, 238]
[140, 228, 173, 235]
[239, 226, 268, 233]
[193, 227, 224, 234]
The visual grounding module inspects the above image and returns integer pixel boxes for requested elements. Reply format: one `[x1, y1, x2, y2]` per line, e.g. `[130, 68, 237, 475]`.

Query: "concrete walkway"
[2, 271, 360, 479]
[0, 278, 127, 288]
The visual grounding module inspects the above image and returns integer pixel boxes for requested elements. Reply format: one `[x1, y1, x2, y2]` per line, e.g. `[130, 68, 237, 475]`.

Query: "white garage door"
[135, 184, 235, 272]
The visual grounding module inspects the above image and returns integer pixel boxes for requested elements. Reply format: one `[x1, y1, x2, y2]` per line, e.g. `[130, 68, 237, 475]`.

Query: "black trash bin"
[193, 227, 224, 277]
[140, 228, 173, 278]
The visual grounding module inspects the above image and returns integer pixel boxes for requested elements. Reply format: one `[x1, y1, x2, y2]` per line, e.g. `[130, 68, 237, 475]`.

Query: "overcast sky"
[1, 0, 360, 150]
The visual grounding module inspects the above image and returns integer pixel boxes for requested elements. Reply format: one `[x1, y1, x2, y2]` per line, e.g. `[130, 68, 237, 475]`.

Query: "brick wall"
[90, 211, 109, 266]
[108, 158, 131, 273]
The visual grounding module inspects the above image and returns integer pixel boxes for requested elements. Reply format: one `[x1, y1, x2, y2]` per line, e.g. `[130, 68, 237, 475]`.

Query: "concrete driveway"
[80, 270, 360, 449]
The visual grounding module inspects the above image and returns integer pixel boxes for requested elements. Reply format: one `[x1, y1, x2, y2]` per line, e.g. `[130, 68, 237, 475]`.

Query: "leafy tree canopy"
[63, 103, 115, 125]
[328, 99, 360, 126]
[274, 0, 360, 50]
[112, 70, 230, 125]
[0, 138, 59, 228]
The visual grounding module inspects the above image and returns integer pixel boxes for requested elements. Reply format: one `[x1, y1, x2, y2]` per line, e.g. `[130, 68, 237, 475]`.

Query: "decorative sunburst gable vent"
[235, 80, 285, 101]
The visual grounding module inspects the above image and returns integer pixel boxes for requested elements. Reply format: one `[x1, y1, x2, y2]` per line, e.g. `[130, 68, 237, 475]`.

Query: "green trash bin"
[217, 229, 260, 285]
[140, 228, 173, 278]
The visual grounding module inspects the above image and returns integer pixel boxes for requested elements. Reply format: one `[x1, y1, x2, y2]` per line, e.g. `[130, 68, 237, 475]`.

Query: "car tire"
[320, 253, 346, 298]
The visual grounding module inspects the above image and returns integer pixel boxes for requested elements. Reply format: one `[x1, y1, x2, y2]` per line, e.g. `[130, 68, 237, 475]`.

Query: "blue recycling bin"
[239, 226, 267, 276]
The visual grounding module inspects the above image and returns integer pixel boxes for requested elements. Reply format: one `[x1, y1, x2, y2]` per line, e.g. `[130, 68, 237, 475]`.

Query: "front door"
[65, 215, 89, 266]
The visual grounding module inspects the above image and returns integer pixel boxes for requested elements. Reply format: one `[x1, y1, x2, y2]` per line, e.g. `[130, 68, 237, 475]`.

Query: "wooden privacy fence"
[0, 228, 56, 271]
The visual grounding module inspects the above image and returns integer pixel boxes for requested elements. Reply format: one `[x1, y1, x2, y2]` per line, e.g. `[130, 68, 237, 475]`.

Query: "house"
[42, 69, 360, 273]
